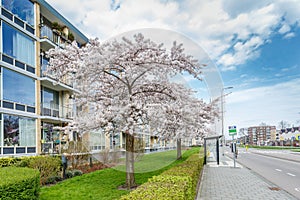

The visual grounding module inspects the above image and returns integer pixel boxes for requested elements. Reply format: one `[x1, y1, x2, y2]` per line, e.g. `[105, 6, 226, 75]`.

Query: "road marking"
[275, 169, 282, 172]
[295, 188, 300, 192]
[287, 173, 296, 177]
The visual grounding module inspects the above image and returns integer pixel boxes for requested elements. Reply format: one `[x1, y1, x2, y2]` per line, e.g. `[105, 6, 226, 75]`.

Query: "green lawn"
[113, 149, 184, 173]
[40, 147, 200, 200]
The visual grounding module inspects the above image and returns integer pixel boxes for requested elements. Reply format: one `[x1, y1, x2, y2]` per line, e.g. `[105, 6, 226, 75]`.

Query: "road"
[224, 147, 300, 199]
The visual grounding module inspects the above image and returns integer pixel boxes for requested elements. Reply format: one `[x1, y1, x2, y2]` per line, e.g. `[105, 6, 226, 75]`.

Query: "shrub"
[0, 167, 40, 200]
[0, 157, 20, 167]
[73, 169, 83, 177]
[65, 170, 74, 179]
[45, 175, 62, 185]
[27, 156, 62, 185]
[45, 176, 56, 185]
[120, 152, 204, 200]
[0, 156, 62, 185]
[76, 162, 108, 174]
[120, 177, 190, 200]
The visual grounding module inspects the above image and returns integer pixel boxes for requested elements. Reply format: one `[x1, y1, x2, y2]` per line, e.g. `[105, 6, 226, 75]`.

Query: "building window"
[3, 114, 36, 147]
[110, 132, 120, 149]
[2, 0, 34, 26]
[41, 87, 59, 117]
[90, 130, 106, 151]
[2, 22, 35, 66]
[41, 122, 60, 154]
[40, 54, 49, 75]
[3, 68, 36, 106]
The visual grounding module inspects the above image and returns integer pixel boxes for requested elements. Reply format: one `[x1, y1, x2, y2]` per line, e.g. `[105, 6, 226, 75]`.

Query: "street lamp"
[221, 86, 233, 156]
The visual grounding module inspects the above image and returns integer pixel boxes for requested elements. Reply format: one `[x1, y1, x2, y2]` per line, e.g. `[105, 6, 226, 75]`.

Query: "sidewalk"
[196, 155, 298, 200]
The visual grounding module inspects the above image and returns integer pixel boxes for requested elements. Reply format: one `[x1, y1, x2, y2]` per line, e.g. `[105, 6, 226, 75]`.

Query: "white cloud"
[44, 0, 300, 133]
[278, 23, 291, 34]
[46, 0, 300, 70]
[224, 78, 300, 130]
[283, 32, 295, 39]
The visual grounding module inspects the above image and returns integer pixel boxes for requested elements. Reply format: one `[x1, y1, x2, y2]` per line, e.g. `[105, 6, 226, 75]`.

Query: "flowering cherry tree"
[147, 88, 219, 159]
[46, 33, 212, 189]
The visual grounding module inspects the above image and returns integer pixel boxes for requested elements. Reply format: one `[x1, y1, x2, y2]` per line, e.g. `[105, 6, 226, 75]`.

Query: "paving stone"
[196, 155, 298, 200]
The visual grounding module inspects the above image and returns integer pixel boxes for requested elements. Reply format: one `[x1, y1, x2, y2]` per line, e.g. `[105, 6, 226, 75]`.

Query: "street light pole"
[221, 86, 233, 156]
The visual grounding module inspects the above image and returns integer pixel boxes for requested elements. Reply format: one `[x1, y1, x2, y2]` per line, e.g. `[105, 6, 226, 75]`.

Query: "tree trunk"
[125, 133, 136, 189]
[177, 138, 182, 160]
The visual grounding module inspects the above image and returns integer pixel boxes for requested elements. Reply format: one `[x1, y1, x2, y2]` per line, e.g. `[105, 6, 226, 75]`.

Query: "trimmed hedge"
[121, 175, 191, 200]
[0, 167, 40, 200]
[0, 156, 62, 185]
[0, 157, 21, 168]
[120, 152, 204, 200]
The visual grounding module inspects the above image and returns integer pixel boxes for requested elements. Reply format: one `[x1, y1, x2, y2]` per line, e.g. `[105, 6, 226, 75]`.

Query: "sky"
[46, 0, 300, 137]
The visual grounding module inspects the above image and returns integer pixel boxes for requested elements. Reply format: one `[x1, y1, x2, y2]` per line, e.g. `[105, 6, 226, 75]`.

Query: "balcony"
[40, 58, 77, 92]
[40, 103, 74, 121]
[40, 25, 71, 51]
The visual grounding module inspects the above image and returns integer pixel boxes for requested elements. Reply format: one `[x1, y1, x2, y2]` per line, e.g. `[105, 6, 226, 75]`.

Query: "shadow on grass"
[40, 147, 200, 200]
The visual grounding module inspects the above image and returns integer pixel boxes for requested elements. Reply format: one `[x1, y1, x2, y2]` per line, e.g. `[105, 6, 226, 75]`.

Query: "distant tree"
[278, 120, 290, 129]
[259, 122, 267, 126]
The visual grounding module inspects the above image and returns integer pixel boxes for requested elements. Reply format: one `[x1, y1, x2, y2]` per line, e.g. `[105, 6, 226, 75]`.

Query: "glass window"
[3, 68, 36, 106]
[3, 114, 36, 147]
[41, 87, 59, 109]
[110, 132, 120, 149]
[90, 130, 106, 150]
[40, 55, 49, 74]
[2, 0, 34, 26]
[2, 22, 35, 66]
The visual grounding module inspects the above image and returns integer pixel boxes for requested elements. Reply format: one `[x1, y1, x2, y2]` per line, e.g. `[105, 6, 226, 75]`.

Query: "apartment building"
[0, 0, 88, 156]
[247, 125, 276, 145]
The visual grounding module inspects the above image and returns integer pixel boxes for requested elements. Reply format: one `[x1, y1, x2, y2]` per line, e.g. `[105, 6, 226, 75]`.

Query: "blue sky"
[47, 0, 300, 136]
[223, 29, 300, 89]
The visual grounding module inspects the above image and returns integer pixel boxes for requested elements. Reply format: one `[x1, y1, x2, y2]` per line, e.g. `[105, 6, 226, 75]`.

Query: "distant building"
[248, 126, 276, 145]
[278, 127, 300, 146]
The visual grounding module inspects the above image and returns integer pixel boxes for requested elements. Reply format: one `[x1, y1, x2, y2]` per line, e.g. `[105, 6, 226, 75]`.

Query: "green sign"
[229, 126, 237, 136]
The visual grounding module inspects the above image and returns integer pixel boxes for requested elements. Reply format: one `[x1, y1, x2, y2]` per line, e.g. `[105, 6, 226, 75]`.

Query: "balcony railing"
[41, 103, 74, 119]
[40, 25, 71, 50]
[40, 58, 75, 88]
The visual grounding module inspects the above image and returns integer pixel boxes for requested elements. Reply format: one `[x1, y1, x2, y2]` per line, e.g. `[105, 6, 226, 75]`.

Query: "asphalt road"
[225, 148, 300, 199]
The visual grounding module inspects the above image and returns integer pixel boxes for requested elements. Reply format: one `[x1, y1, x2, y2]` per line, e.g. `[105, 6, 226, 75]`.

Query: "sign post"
[229, 126, 237, 168]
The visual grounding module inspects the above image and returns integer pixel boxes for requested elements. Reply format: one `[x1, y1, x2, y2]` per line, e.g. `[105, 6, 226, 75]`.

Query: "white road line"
[275, 169, 282, 172]
[295, 188, 300, 192]
[287, 173, 296, 177]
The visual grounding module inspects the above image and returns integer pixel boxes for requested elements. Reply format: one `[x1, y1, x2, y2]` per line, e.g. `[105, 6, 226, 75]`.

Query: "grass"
[40, 147, 200, 200]
[114, 149, 182, 173]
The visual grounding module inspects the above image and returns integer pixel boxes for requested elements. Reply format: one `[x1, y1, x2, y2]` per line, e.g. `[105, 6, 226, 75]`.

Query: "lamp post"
[221, 86, 233, 156]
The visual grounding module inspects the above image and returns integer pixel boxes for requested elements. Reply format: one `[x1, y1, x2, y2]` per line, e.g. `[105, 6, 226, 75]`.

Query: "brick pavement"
[196, 155, 298, 200]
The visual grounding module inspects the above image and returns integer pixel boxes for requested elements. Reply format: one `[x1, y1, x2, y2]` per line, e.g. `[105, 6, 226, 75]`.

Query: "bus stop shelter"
[203, 135, 222, 165]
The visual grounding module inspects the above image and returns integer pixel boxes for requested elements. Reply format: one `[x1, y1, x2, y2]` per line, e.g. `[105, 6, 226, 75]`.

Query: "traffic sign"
[229, 125, 237, 136]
